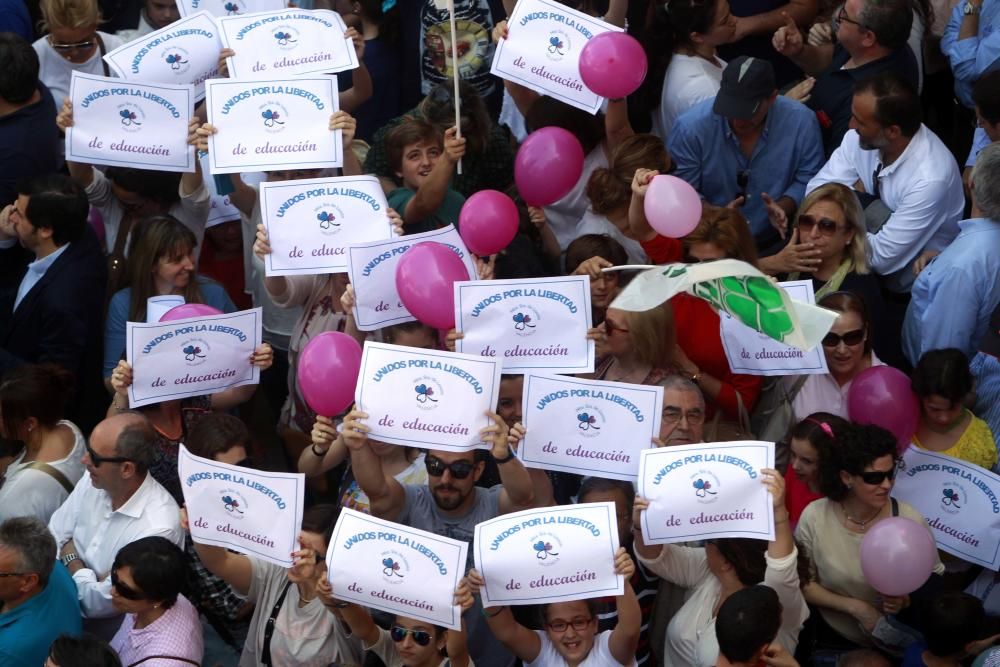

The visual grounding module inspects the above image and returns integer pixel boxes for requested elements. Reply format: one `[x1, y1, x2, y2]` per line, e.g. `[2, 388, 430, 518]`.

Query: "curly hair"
[818, 423, 897, 501]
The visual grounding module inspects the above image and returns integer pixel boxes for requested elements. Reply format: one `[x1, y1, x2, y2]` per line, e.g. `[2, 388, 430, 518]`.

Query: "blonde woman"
[592, 303, 681, 386]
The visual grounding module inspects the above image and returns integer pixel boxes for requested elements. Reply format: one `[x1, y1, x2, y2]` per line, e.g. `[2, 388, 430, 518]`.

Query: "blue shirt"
[941, 0, 1000, 108]
[903, 217, 1000, 365]
[0, 563, 82, 667]
[668, 96, 825, 241]
[14, 243, 68, 311]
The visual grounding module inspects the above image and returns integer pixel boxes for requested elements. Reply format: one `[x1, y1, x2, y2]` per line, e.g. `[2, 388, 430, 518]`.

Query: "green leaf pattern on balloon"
[693, 276, 794, 343]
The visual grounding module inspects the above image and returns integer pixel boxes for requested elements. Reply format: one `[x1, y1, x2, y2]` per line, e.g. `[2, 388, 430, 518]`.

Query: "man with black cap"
[669, 56, 824, 263]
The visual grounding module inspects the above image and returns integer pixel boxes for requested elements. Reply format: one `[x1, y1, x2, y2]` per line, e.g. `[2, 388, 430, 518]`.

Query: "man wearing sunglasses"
[48, 412, 183, 635]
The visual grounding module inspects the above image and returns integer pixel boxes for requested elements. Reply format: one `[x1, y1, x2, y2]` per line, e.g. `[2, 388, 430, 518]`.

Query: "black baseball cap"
[713, 56, 777, 120]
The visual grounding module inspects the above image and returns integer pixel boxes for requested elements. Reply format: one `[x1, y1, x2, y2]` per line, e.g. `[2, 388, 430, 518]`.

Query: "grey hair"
[114, 419, 157, 475]
[0, 517, 56, 587]
[972, 143, 1000, 221]
[656, 375, 706, 408]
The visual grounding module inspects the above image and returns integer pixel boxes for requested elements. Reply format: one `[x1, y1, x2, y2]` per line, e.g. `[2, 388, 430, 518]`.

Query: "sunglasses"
[425, 455, 476, 479]
[796, 214, 844, 235]
[48, 37, 97, 51]
[111, 569, 145, 600]
[85, 442, 135, 467]
[546, 616, 593, 633]
[736, 169, 751, 204]
[821, 328, 865, 348]
[858, 467, 897, 485]
[390, 626, 433, 646]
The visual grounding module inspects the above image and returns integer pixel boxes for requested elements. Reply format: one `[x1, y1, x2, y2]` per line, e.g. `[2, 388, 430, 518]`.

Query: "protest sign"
[473, 502, 623, 606]
[67, 72, 195, 172]
[893, 447, 1000, 570]
[519, 374, 662, 481]
[355, 343, 502, 452]
[259, 175, 393, 275]
[179, 444, 304, 567]
[126, 308, 263, 407]
[204, 77, 340, 174]
[103, 12, 222, 101]
[491, 0, 622, 113]
[638, 441, 775, 544]
[346, 226, 476, 331]
[327, 509, 468, 629]
[455, 276, 594, 373]
[176, 0, 284, 19]
[719, 280, 830, 376]
[218, 9, 358, 78]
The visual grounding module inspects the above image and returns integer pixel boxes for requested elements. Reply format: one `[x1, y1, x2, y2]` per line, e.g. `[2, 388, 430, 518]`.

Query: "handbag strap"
[127, 657, 200, 666]
[24, 461, 73, 494]
[96, 33, 110, 77]
[261, 581, 292, 666]
[891, 497, 899, 517]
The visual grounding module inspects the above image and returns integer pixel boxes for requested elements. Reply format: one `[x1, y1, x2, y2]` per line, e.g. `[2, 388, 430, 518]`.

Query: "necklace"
[841, 502, 881, 531]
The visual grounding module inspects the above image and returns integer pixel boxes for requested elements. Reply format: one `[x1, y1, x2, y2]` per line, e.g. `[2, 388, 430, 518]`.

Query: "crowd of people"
[1, 0, 1000, 663]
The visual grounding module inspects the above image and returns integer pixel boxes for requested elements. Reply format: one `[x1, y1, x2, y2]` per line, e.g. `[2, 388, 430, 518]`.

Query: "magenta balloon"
[515, 127, 585, 207]
[847, 365, 920, 452]
[395, 242, 470, 329]
[296, 332, 363, 417]
[860, 517, 937, 596]
[578, 32, 648, 99]
[458, 190, 520, 256]
[159, 303, 224, 322]
[643, 175, 703, 238]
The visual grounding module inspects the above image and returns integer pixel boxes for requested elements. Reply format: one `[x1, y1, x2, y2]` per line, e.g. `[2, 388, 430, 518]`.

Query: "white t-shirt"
[575, 210, 648, 265]
[0, 420, 86, 524]
[543, 145, 609, 252]
[33, 31, 124, 108]
[652, 54, 725, 141]
[526, 629, 633, 667]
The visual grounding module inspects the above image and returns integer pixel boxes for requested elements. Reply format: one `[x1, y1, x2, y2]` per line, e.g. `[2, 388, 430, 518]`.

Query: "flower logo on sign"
[547, 35, 565, 55]
[165, 53, 188, 69]
[512, 312, 535, 331]
[222, 495, 244, 514]
[274, 31, 297, 46]
[942, 488, 961, 508]
[183, 345, 206, 362]
[119, 109, 141, 127]
[317, 211, 340, 230]
[576, 412, 599, 431]
[224, 1, 241, 13]
[533, 540, 559, 560]
[382, 558, 404, 578]
[693, 479, 717, 497]
[414, 384, 437, 404]
[261, 109, 284, 128]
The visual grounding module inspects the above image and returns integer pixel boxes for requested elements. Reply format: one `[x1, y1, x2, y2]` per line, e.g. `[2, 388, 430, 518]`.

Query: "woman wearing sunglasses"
[108, 536, 203, 666]
[796, 422, 943, 654]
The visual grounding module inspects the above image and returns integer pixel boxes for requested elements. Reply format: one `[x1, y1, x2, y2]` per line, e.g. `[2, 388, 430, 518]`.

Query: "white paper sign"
[638, 441, 775, 544]
[178, 445, 304, 567]
[67, 72, 195, 172]
[218, 9, 358, 79]
[259, 176, 393, 275]
[490, 0, 622, 114]
[346, 225, 476, 332]
[519, 374, 662, 481]
[103, 12, 222, 102]
[146, 295, 186, 323]
[455, 276, 594, 373]
[355, 342, 503, 452]
[176, 0, 285, 19]
[327, 509, 468, 629]
[126, 308, 263, 407]
[719, 280, 830, 376]
[204, 77, 340, 174]
[892, 448, 1000, 570]
[473, 502, 623, 606]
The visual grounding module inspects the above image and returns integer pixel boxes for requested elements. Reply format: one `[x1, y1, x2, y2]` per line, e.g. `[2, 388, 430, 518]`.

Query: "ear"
[473, 460, 486, 483]
[120, 460, 139, 480]
[689, 31, 705, 44]
[883, 124, 904, 142]
[839, 469, 853, 488]
[35, 225, 55, 241]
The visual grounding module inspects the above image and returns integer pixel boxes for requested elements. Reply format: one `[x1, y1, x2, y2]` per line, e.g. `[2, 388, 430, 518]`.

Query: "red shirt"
[785, 465, 823, 526]
[640, 235, 683, 264]
[198, 242, 251, 310]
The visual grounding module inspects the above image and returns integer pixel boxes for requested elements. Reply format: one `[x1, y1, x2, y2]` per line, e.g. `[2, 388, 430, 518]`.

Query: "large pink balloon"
[579, 32, 648, 100]
[643, 175, 703, 238]
[459, 190, 519, 256]
[847, 366, 920, 453]
[159, 303, 224, 322]
[515, 127, 585, 207]
[395, 242, 470, 330]
[297, 332, 363, 417]
[860, 517, 937, 596]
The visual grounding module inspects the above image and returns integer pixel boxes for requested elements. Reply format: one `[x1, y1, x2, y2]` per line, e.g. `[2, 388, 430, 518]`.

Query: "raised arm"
[403, 127, 464, 225]
[333, 111, 363, 177]
[771, 12, 834, 76]
[181, 507, 253, 595]
[338, 29, 373, 113]
[487, 412, 537, 513]
[607, 548, 641, 665]
[627, 168, 660, 242]
[447, 578, 477, 667]
[342, 409, 407, 519]
[466, 568, 543, 662]
[196, 122, 257, 217]
[763, 468, 793, 558]
[735, 0, 817, 42]
[180, 119, 204, 197]
[55, 99, 95, 188]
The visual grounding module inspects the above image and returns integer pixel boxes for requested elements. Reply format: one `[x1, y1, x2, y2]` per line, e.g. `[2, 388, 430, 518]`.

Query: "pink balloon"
[515, 127, 585, 207]
[578, 32, 648, 100]
[297, 332, 363, 417]
[159, 303, 224, 322]
[860, 517, 937, 596]
[847, 366, 920, 453]
[395, 242, 470, 330]
[643, 175, 703, 238]
[459, 190, 519, 256]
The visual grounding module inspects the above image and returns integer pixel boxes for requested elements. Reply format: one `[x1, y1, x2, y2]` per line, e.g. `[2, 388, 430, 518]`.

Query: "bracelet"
[113, 395, 129, 412]
[494, 449, 516, 464]
[482, 605, 506, 618]
[324, 601, 350, 609]
[311, 443, 328, 457]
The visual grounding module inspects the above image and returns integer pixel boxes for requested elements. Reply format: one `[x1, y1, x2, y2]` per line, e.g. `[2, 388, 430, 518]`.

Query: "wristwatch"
[60, 552, 79, 568]
[964, 2, 981, 15]
[494, 449, 517, 464]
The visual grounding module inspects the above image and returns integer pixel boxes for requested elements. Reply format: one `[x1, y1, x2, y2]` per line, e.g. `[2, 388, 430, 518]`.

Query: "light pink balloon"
[515, 127, 585, 207]
[159, 303, 224, 322]
[395, 242, 471, 330]
[860, 517, 937, 596]
[459, 190, 519, 256]
[643, 175, 703, 238]
[297, 332, 363, 417]
[578, 32, 648, 100]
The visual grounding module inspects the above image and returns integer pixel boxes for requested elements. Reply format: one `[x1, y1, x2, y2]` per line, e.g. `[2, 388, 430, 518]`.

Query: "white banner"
[218, 9, 358, 79]
[126, 308, 263, 407]
[490, 0, 622, 114]
[204, 77, 340, 174]
[454, 276, 594, 373]
[473, 502, 623, 606]
[67, 72, 195, 172]
[179, 445, 304, 567]
[103, 12, 222, 102]
[519, 374, 662, 481]
[346, 225, 476, 332]
[176, 0, 285, 19]
[638, 441, 775, 544]
[355, 342, 503, 452]
[327, 509, 468, 630]
[259, 175, 393, 275]
[893, 448, 1000, 570]
[720, 280, 830, 376]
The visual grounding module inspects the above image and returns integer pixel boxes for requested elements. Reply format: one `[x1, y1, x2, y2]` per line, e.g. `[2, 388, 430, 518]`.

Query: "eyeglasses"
[662, 408, 706, 425]
[604, 320, 630, 335]
[424, 455, 476, 479]
[0, 572, 31, 577]
[836, 6, 866, 29]
[821, 328, 865, 348]
[858, 467, 897, 485]
[48, 36, 97, 52]
[111, 569, 145, 600]
[796, 214, 844, 235]
[736, 169, 751, 204]
[546, 617, 593, 633]
[390, 626, 433, 646]
[85, 442, 135, 467]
